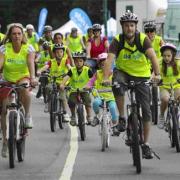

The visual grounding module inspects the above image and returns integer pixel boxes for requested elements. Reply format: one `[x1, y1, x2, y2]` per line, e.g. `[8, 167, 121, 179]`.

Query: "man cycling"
[103, 10, 160, 159]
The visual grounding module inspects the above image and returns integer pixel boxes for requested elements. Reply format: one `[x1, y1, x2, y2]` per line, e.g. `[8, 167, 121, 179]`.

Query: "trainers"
[36, 88, 41, 98]
[63, 113, 70, 122]
[112, 125, 120, 136]
[118, 116, 126, 132]
[44, 103, 49, 113]
[70, 116, 77, 126]
[141, 143, 154, 159]
[91, 115, 99, 127]
[1, 142, 8, 158]
[158, 115, 165, 129]
[25, 115, 33, 129]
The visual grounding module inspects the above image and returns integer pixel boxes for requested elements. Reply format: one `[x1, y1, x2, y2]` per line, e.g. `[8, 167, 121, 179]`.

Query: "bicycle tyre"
[58, 99, 64, 129]
[50, 93, 57, 132]
[101, 118, 107, 151]
[8, 111, 17, 168]
[131, 112, 141, 174]
[77, 104, 86, 141]
[106, 117, 111, 148]
[17, 110, 26, 162]
[171, 107, 180, 152]
[151, 86, 158, 125]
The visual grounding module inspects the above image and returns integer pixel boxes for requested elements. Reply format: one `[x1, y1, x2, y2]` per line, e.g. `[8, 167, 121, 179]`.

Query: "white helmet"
[26, 24, 34, 30]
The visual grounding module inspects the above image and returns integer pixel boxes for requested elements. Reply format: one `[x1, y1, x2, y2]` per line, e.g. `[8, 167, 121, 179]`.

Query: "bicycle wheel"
[171, 107, 180, 152]
[17, 110, 26, 162]
[106, 117, 111, 148]
[101, 117, 107, 151]
[50, 93, 57, 132]
[77, 104, 86, 141]
[131, 113, 141, 174]
[151, 86, 158, 125]
[8, 111, 17, 168]
[58, 99, 64, 129]
[166, 111, 175, 147]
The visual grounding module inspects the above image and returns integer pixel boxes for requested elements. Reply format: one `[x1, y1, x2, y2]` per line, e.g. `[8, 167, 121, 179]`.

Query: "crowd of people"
[0, 10, 179, 162]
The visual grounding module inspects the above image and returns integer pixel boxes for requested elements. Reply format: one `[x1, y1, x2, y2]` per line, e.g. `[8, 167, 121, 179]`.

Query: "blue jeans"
[93, 97, 118, 122]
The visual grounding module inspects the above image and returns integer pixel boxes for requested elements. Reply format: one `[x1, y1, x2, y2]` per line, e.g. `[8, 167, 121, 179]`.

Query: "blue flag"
[38, 8, 48, 37]
[69, 8, 92, 34]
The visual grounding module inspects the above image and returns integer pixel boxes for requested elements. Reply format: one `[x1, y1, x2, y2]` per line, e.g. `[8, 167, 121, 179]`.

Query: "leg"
[92, 97, 102, 114]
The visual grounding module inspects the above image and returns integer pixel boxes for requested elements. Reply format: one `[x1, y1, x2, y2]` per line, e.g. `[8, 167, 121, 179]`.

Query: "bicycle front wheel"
[77, 104, 86, 141]
[8, 111, 17, 168]
[50, 93, 57, 132]
[58, 99, 64, 129]
[171, 107, 180, 152]
[17, 110, 26, 162]
[131, 113, 141, 174]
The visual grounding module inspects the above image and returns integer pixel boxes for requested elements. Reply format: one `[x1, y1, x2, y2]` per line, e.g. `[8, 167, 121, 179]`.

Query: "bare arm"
[0, 52, 5, 71]
[104, 40, 109, 52]
[27, 52, 36, 79]
[103, 53, 115, 80]
[80, 37, 86, 50]
[86, 41, 91, 58]
[146, 48, 160, 75]
[66, 47, 74, 66]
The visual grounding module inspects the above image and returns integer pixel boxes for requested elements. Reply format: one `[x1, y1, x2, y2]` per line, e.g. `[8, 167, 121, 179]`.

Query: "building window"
[126, 5, 133, 13]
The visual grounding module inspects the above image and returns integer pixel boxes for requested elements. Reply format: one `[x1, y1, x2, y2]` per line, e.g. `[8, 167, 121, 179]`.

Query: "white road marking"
[59, 124, 78, 180]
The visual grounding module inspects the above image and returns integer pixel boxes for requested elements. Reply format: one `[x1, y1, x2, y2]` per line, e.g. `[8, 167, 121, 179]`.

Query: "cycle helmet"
[72, 51, 86, 61]
[26, 24, 34, 30]
[44, 25, 53, 32]
[92, 24, 102, 31]
[144, 21, 156, 32]
[120, 10, 138, 24]
[52, 43, 65, 52]
[97, 53, 108, 63]
[160, 43, 177, 54]
[71, 27, 78, 32]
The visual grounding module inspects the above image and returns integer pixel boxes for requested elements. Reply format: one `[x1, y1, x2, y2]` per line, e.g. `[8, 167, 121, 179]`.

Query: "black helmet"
[120, 10, 138, 24]
[53, 43, 65, 52]
[144, 21, 156, 32]
[92, 24, 101, 31]
[44, 25, 53, 32]
[160, 43, 177, 54]
[42, 41, 50, 49]
[72, 51, 86, 61]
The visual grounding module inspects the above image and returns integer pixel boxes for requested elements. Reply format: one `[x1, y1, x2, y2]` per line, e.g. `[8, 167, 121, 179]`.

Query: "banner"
[38, 8, 48, 37]
[69, 8, 92, 34]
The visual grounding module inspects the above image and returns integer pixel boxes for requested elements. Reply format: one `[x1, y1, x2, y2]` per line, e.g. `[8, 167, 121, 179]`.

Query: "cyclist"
[25, 24, 39, 52]
[0, 23, 37, 157]
[53, 32, 74, 66]
[158, 43, 180, 129]
[86, 23, 109, 72]
[103, 10, 160, 159]
[144, 21, 164, 62]
[83, 27, 94, 46]
[86, 53, 119, 135]
[66, 27, 85, 53]
[35, 41, 51, 98]
[37, 43, 71, 121]
[60, 51, 93, 126]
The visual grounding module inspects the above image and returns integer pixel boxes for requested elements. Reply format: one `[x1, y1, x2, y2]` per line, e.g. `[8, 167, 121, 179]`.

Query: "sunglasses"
[145, 29, 155, 33]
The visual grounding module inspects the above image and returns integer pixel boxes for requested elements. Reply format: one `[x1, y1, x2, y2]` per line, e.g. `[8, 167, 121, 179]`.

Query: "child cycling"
[37, 43, 71, 122]
[86, 53, 119, 135]
[158, 43, 180, 129]
[60, 51, 93, 126]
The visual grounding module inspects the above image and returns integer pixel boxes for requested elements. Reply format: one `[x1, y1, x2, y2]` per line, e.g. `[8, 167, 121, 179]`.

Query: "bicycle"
[48, 75, 65, 132]
[91, 88, 112, 152]
[159, 80, 180, 152]
[114, 80, 160, 174]
[0, 82, 29, 168]
[66, 87, 89, 141]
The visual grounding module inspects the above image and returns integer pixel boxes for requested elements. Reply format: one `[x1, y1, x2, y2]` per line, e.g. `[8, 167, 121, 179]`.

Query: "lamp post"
[103, 0, 108, 36]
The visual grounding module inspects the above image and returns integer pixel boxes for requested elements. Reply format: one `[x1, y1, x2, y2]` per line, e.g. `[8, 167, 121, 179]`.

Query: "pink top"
[89, 36, 108, 58]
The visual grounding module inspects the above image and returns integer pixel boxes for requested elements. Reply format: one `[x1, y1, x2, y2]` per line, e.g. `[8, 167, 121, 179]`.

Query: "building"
[116, 0, 167, 33]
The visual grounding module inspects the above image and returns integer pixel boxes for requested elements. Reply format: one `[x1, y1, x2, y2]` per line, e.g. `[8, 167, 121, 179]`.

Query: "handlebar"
[0, 82, 31, 89]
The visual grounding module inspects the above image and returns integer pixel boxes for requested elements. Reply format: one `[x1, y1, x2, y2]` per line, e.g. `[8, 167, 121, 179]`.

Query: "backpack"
[117, 32, 146, 56]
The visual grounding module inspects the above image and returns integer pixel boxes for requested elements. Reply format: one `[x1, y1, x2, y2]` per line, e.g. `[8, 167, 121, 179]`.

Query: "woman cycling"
[0, 23, 37, 157]
[86, 24, 109, 72]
